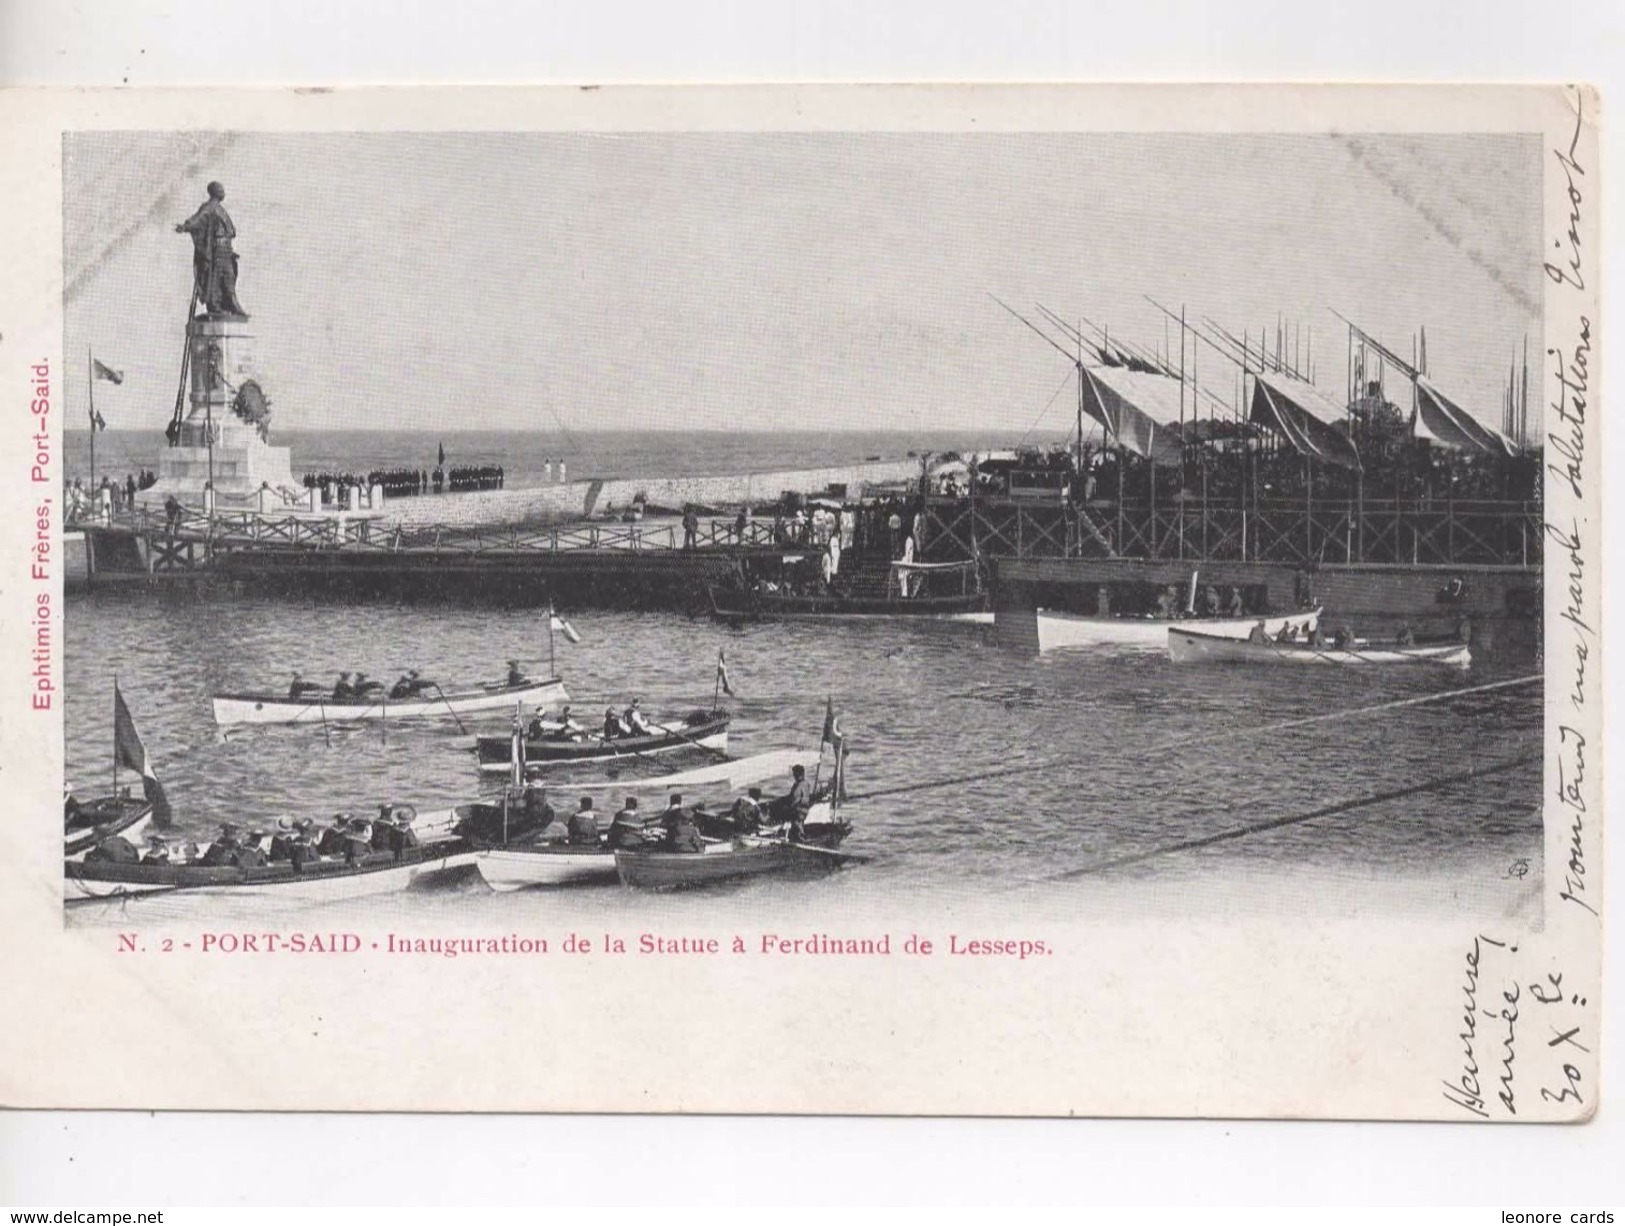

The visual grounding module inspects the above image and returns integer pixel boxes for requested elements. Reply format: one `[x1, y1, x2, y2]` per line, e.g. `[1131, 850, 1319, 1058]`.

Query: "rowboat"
[64, 837, 475, 902]
[615, 804, 854, 891]
[1035, 606, 1321, 653]
[64, 795, 154, 862]
[473, 712, 730, 772]
[1167, 626, 1472, 668]
[211, 676, 568, 727]
[708, 584, 989, 622]
[476, 844, 620, 890]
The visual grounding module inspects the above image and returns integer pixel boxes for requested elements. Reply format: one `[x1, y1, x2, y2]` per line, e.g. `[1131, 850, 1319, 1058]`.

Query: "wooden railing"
[74, 506, 797, 556]
[920, 496, 1544, 568]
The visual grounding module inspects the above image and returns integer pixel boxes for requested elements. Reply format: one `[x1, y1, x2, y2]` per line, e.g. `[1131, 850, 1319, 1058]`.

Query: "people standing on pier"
[682, 507, 699, 549]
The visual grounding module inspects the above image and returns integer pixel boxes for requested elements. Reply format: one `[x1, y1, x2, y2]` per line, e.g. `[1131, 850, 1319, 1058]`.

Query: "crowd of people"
[65, 470, 158, 519]
[446, 464, 505, 492]
[298, 462, 506, 503]
[510, 764, 817, 855]
[81, 806, 421, 871]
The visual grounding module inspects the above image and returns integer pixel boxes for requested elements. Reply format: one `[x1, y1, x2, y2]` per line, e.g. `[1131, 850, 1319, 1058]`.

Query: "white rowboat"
[1035, 607, 1321, 653]
[476, 845, 619, 891]
[1168, 626, 1472, 668]
[212, 677, 568, 726]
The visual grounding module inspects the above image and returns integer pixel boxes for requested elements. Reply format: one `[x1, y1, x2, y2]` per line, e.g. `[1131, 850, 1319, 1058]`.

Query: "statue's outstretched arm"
[175, 201, 212, 234]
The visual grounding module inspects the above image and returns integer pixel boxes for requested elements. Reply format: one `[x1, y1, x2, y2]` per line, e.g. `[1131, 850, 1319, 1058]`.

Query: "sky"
[63, 130, 1542, 436]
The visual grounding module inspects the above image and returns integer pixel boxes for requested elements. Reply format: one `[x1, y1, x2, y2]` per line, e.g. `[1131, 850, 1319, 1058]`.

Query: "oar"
[646, 718, 731, 762]
[429, 683, 470, 734]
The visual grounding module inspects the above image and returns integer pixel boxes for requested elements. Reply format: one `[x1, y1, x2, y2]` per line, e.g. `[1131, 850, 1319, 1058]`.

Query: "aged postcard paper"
[0, 85, 1601, 1116]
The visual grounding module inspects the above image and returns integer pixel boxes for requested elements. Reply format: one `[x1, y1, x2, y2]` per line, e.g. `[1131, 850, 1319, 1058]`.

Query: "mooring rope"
[842, 673, 1540, 804]
[1038, 750, 1541, 882]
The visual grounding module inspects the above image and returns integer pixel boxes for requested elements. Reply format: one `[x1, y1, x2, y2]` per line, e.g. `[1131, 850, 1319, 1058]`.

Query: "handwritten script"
[1442, 937, 1591, 1119]
[1543, 92, 1597, 924]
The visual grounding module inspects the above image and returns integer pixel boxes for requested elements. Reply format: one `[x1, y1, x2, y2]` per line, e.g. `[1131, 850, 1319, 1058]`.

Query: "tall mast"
[87, 347, 96, 488]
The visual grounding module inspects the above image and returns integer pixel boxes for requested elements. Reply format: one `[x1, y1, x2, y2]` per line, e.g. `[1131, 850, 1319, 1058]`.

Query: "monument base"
[137, 419, 302, 510]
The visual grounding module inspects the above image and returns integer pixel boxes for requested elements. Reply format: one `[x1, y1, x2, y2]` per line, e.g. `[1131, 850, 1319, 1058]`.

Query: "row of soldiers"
[523, 765, 814, 855]
[446, 464, 505, 491]
[83, 807, 421, 870]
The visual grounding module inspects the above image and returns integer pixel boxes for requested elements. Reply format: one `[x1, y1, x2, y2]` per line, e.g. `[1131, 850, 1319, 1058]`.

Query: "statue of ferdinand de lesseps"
[176, 181, 248, 318]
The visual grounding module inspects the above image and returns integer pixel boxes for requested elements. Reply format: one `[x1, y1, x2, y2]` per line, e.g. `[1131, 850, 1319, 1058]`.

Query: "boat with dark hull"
[65, 837, 476, 902]
[614, 806, 854, 890]
[473, 712, 730, 772]
[64, 796, 154, 862]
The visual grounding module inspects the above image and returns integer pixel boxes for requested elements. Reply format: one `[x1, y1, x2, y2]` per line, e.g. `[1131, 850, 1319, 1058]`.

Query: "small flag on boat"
[716, 650, 734, 698]
[92, 358, 124, 385]
[548, 609, 582, 644]
[510, 706, 526, 787]
[113, 683, 171, 827]
[820, 697, 842, 748]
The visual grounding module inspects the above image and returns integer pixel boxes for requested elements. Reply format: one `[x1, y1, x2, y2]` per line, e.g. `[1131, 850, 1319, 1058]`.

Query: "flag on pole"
[92, 358, 124, 385]
[89, 408, 107, 431]
[820, 697, 842, 748]
[113, 683, 171, 827]
[549, 610, 582, 644]
[716, 650, 734, 697]
[510, 706, 525, 789]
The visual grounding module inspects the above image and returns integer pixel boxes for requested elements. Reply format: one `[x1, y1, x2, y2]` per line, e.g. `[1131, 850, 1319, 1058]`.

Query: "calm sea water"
[65, 427, 1062, 490]
[62, 431, 1543, 928]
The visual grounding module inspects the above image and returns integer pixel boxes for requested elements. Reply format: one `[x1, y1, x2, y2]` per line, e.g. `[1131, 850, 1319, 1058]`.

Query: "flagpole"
[87, 347, 96, 488]
[547, 605, 557, 678]
[111, 678, 120, 800]
[712, 651, 723, 712]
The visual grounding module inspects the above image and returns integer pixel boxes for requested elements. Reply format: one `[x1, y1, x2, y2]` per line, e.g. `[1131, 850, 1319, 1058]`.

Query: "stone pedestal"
[138, 316, 299, 509]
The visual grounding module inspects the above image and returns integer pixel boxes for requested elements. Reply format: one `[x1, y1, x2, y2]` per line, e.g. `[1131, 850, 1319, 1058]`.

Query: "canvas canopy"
[1249, 373, 1363, 471]
[1414, 377, 1518, 456]
[1079, 367, 1188, 464]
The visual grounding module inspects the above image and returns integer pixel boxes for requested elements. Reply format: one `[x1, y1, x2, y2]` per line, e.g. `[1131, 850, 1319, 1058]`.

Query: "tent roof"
[1080, 367, 1189, 464]
[1249, 373, 1363, 471]
[1415, 377, 1518, 456]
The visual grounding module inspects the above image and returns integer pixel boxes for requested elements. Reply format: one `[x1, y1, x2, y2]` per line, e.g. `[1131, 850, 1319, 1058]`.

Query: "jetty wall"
[374, 459, 922, 529]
